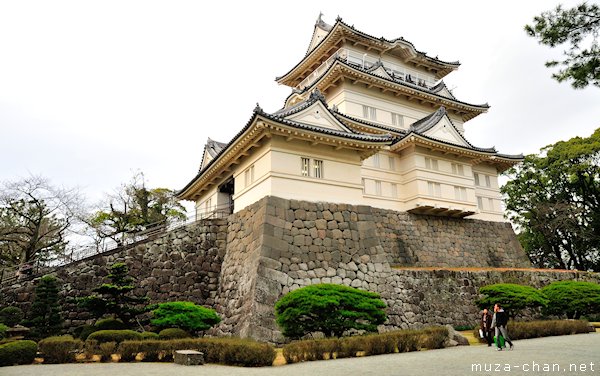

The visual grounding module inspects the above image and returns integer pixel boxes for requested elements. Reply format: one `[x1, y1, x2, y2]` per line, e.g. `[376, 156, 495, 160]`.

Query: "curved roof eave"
[276, 18, 460, 85]
[299, 58, 489, 113]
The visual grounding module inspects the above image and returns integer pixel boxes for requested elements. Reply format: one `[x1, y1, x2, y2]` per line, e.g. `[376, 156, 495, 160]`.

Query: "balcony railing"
[296, 48, 438, 91]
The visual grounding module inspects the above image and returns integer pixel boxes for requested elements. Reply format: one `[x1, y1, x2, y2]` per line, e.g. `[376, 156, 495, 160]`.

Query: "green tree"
[525, 2, 600, 88]
[150, 301, 221, 333]
[274, 284, 387, 338]
[0, 307, 23, 327]
[477, 283, 548, 318]
[0, 176, 83, 267]
[78, 262, 148, 326]
[541, 280, 600, 319]
[26, 275, 63, 338]
[502, 128, 600, 272]
[89, 172, 186, 246]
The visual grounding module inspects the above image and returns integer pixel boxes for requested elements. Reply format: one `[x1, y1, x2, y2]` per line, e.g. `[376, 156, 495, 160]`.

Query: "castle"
[177, 15, 523, 222]
[9, 16, 593, 344]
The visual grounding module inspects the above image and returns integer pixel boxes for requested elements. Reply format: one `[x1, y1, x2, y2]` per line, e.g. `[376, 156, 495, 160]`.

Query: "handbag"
[478, 329, 484, 338]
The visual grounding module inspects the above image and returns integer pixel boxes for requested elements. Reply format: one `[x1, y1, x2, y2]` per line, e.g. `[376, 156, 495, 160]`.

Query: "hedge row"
[474, 319, 591, 341]
[509, 320, 591, 339]
[38, 335, 83, 364]
[283, 326, 448, 364]
[0, 340, 37, 367]
[118, 338, 276, 366]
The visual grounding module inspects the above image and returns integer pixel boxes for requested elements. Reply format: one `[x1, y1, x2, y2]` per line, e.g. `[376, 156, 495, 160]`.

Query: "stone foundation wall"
[2, 196, 597, 343]
[372, 210, 531, 268]
[1, 219, 227, 328]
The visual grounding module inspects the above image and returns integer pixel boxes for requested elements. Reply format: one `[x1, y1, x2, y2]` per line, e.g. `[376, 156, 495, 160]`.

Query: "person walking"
[480, 308, 493, 346]
[492, 303, 514, 351]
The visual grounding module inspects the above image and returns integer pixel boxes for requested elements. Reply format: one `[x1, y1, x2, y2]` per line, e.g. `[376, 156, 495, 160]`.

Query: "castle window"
[474, 173, 480, 186]
[388, 156, 396, 171]
[362, 105, 377, 120]
[375, 180, 382, 196]
[485, 175, 491, 187]
[204, 198, 212, 216]
[314, 159, 323, 179]
[427, 181, 441, 197]
[372, 154, 380, 168]
[488, 198, 494, 210]
[425, 157, 439, 171]
[244, 165, 255, 187]
[454, 186, 467, 201]
[477, 196, 484, 209]
[391, 183, 398, 198]
[301, 157, 310, 177]
[451, 163, 464, 175]
[391, 113, 404, 127]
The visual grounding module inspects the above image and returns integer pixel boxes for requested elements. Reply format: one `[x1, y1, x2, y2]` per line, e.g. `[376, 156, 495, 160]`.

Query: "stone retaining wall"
[1, 219, 227, 328]
[2, 195, 597, 343]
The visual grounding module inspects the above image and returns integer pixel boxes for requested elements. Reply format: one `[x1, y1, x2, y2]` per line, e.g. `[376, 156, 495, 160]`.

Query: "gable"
[422, 116, 469, 147]
[369, 65, 394, 80]
[307, 24, 331, 53]
[200, 148, 214, 171]
[286, 101, 352, 132]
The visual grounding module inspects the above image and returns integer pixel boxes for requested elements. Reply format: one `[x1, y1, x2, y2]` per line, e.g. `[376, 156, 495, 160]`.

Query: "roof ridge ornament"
[309, 88, 326, 102]
[254, 103, 264, 114]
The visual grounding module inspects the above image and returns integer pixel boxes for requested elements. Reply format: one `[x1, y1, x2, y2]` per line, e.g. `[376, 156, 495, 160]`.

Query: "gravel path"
[2, 333, 598, 376]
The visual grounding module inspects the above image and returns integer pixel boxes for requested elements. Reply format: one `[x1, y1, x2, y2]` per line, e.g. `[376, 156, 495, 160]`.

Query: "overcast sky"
[1, 0, 598, 205]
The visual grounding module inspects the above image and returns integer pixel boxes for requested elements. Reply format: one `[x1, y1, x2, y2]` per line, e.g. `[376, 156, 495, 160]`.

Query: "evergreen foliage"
[502, 128, 600, 271]
[78, 262, 149, 325]
[477, 283, 548, 317]
[525, 2, 600, 88]
[27, 275, 62, 338]
[0, 307, 24, 327]
[541, 280, 600, 319]
[274, 284, 387, 338]
[150, 301, 221, 333]
[0, 340, 37, 367]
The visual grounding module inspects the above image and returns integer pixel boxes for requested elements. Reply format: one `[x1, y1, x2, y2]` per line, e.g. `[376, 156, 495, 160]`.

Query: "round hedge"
[158, 328, 191, 340]
[0, 340, 37, 367]
[86, 330, 142, 344]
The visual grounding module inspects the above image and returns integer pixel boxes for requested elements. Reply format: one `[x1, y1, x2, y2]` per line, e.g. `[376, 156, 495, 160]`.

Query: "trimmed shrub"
[541, 281, 600, 319]
[283, 337, 339, 362]
[0, 340, 37, 367]
[0, 324, 8, 339]
[150, 302, 221, 332]
[27, 275, 62, 339]
[282, 327, 449, 364]
[95, 318, 126, 331]
[158, 328, 191, 340]
[477, 283, 548, 317]
[38, 335, 83, 364]
[508, 320, 590, 340]
[99, 342, 116, 362]
[87, 330, 142, 344]
[275, 284, 387, 338]
[140, 331, 159, 340]
[74, 324, 97, 340]
[419, 326, 449, 349]
[0, 307, 24, 327]
[117, 338, 276, 366]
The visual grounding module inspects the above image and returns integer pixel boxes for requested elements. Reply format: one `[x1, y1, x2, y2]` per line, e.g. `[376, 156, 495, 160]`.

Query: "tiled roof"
[278, 16, 459, 83]
[293, 57, 489, 111]
[205, 138, 227, 158]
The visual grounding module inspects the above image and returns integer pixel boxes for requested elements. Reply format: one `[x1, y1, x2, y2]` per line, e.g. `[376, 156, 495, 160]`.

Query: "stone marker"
[174, 350, 204, 366]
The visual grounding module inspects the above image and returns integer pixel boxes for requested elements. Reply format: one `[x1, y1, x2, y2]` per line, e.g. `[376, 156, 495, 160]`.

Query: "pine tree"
[27, 275, 63, 338]
[78, 262, 149, 325]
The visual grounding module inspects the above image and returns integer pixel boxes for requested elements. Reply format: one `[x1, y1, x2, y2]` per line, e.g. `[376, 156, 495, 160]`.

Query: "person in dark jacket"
[492, 303, 514, 351]
[480, 308, 493, 346]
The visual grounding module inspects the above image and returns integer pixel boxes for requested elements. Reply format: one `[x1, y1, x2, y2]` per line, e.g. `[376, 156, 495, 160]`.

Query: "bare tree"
[0, 175, 84, 267]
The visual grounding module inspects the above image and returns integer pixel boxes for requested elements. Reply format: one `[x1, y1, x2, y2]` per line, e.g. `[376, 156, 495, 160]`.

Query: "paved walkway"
[2, 333, 598, 376]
